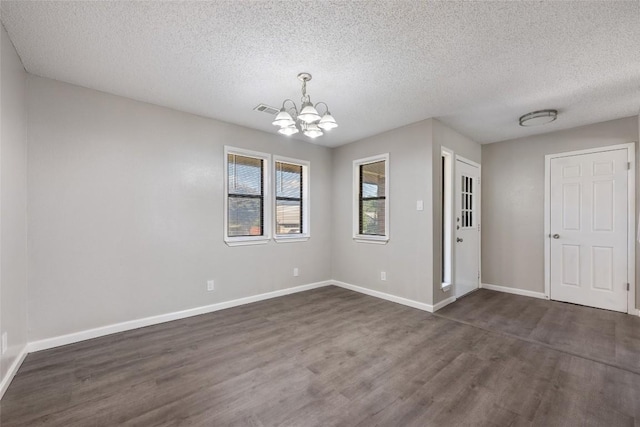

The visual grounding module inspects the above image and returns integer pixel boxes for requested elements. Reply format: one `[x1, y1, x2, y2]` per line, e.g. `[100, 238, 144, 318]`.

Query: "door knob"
[456, 237, 463, 243]
[552, 234, 560, 239]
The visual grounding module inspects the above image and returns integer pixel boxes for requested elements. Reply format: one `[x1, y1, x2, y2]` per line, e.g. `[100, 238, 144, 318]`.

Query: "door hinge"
[628, 162, 631, 170]
[627, 283, 630, 291]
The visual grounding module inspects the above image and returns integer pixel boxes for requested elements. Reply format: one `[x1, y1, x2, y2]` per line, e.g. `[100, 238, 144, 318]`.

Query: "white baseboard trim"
[432, 296, 457, 311]
[331, 280, 439, 312]
[480, 283, 547, 300]
[0, 345, 28, 400]
[27, 280, 331, 353]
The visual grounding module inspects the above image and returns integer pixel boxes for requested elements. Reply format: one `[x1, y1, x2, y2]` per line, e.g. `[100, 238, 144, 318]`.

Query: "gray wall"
[0, 24, 28, 382]
[331, 119, 434, 304]
[26, 76, 333, 342]
[431, 119, 481, 304]
[11, 59, 640, 349]
[481, 116, 639, 309]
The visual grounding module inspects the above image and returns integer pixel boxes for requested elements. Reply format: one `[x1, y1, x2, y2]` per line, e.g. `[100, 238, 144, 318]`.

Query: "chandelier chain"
[301, 79, 308, 102]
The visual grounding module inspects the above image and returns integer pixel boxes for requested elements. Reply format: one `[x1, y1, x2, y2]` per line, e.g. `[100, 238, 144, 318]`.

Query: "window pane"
[228, 154, 262, 196]
[361, 199, 386, 235]
[276, 199, 301, 234]
[228, 197, 262, 237]
[361, 161, 385, 197]
[276, 162, 302, 199]
[362, 183, 379, 198]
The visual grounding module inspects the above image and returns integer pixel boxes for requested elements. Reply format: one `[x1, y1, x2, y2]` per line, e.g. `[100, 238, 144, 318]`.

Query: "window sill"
[353, 235, 389, 245]
[274, 235, 310, 243]
[225, 238, 269, 247]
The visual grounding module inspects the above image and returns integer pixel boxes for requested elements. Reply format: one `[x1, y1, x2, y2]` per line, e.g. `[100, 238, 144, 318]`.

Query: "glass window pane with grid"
[461, 175, 474, 229]
[275, 161, 303, 235]
[227, 154, 264, 237]
[359, 160, 386, 236]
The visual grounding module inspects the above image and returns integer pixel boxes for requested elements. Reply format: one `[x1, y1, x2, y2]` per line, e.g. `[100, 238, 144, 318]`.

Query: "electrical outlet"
[293, 268, 299, 277]
[207, 280, 215, 291]
[1, 332, 7, 354]
[381, 271, 387, 281]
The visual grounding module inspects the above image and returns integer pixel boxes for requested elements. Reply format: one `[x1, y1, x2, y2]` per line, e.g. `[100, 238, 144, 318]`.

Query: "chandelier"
[272, 73, 338, 139]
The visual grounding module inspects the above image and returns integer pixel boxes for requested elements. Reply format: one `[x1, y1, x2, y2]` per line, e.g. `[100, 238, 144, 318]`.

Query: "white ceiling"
[1, 1, 639, 147]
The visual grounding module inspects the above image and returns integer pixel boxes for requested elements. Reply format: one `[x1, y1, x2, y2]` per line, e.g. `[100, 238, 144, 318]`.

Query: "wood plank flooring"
[438, 288, 640, 374]
[2, 286, 640, 426]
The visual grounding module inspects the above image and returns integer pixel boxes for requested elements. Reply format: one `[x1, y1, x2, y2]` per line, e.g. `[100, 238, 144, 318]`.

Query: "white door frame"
[454, 155, 482, 297]
[544, 143, 636, 314]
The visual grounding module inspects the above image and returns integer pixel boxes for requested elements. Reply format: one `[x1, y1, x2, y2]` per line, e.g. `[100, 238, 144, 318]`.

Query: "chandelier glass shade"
[272, 73, 338, 139]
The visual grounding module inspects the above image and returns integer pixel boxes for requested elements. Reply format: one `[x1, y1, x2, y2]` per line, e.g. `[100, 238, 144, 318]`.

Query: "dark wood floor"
[438, 288, 640, 375]
[2, 286, 640, 426]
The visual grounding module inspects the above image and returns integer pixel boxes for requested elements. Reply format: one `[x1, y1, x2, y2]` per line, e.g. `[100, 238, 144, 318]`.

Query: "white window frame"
[441, 147, 454, 291]
[353, 153, 390, 244]
[224, 146, 271, 247]
[273, 156, 310, 243]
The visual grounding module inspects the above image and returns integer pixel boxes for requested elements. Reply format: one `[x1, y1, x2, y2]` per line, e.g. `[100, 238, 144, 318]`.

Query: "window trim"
[224, 146, 271, 247]
[273, 156, 310, 243]
[353, 153, 389, 244]
[441, 147, 454, 291]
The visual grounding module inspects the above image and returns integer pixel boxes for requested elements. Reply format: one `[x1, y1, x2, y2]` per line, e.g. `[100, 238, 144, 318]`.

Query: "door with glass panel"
[454, 158, 480, 298]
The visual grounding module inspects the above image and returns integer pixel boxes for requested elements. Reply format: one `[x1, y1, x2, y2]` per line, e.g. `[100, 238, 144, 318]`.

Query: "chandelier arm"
[281, 99, 299, 117]
[314, 102, 329, 115]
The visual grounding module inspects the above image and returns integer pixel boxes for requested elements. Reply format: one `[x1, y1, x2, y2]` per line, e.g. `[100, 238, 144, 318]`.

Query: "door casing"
[544, 143, 636, 314]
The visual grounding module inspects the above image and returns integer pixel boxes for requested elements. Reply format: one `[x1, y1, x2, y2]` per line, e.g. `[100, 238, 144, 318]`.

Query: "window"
[460, 175, 474, 228]
[353, 154, 389, 243]
[274, 157, 310, 242]
[441, 147, 453, 291]
[224, 147, 270, 246]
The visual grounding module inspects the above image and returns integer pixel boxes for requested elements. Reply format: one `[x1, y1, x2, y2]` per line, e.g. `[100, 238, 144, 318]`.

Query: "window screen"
[359, 160, 386, 235]
[275, 161, 303, 235]
[227, 154, 264, 237]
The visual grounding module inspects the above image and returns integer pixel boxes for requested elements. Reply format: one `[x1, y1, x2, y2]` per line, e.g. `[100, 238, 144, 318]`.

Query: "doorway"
[545, 144, 635, 313]
[454, 156, 481, 298]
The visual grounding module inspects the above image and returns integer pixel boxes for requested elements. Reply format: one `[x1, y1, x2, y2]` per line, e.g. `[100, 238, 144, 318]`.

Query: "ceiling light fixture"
[519, 109, 558, 127]
[272, 73, 337, 139]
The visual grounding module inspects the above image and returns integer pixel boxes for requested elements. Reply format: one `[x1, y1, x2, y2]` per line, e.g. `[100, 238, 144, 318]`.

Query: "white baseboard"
[26, 280, 456, 357]
[432, 295, 457, 311]
[331, 280, 440, 312]
[27, 280, 331, 353]
[480, 283, 547, 300]
[0, 345, 28, 400]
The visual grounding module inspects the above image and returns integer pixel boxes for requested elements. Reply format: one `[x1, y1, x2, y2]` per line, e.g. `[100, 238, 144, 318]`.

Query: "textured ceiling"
[1, 1, 639, 147]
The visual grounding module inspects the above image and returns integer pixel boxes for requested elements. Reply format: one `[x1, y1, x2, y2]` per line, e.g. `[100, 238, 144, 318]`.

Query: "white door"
[455, 159, 480, 298]
[549, 149, 628, 312]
